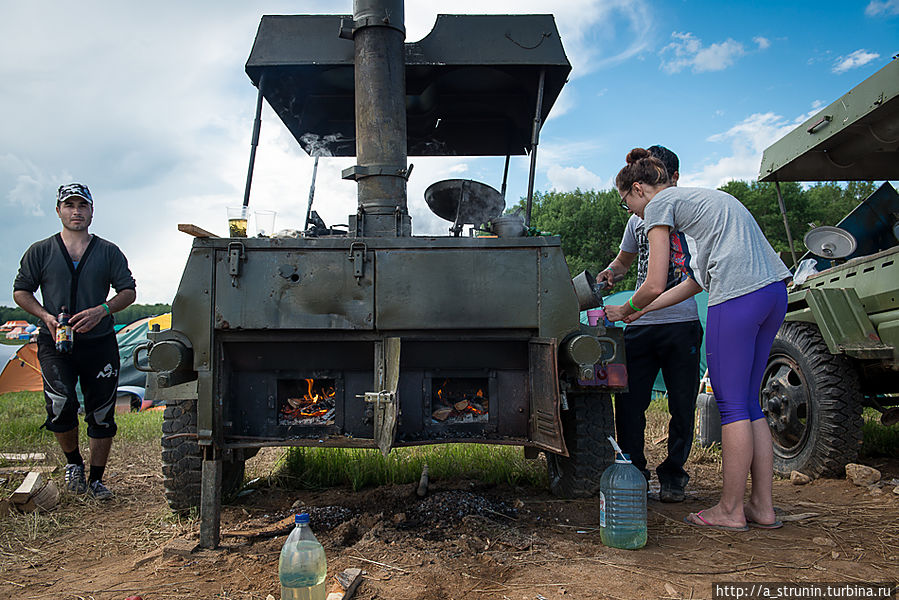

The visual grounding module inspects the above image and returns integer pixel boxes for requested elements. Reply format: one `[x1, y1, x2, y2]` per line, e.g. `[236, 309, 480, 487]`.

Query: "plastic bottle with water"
[279, 513, 327, 600]
[599, 436, 647, 550]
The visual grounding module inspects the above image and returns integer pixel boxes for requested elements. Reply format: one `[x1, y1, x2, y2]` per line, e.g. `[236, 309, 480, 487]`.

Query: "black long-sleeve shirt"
[14, 233, 136, 340]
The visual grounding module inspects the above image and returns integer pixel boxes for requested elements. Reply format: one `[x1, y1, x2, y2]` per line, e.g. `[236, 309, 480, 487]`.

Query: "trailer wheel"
[760, 322, 863, 478]
[161, 397, 246, 512]
[547, 390, 615, 498]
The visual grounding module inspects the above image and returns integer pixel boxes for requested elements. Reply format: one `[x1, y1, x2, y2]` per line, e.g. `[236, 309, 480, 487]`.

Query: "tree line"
[2, 179, 876, 324]
[512, 180, 877, 291]
[0, 303, 172, 328]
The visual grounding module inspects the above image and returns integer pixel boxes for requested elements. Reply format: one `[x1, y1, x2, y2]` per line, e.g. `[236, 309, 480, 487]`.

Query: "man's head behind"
[647, 145, 679, 184]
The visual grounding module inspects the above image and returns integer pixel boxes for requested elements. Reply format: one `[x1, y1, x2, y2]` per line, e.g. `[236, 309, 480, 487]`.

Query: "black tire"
[547, 390, 615, 498]
[161, 397, 246, 512]
[761, 322, 863, 478]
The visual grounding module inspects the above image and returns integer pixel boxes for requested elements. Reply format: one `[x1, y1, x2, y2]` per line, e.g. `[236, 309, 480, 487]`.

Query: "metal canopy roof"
[759, 58, 899, 182]
[245, 14, 571, 158]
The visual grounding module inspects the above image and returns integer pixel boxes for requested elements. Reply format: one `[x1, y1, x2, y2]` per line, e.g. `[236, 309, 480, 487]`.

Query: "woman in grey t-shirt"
[606, 148, 790, 532]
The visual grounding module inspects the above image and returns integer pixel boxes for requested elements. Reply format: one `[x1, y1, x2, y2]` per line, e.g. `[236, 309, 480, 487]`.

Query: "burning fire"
[280, 378, 336, 422]
[432, 379, 488, 422]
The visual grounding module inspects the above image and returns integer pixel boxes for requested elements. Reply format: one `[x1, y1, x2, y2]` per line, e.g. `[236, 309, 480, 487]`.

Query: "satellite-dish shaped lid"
[424, 179, 504, 226]
[803, 226, 858, 259]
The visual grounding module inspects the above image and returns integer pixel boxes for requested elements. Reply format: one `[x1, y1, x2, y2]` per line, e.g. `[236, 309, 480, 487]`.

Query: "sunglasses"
[619, 186, 634, 211]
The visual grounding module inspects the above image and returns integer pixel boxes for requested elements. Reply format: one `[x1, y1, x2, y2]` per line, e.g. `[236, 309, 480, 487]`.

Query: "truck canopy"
[759, 58, 899, 182]
[245, 14, 571, 158]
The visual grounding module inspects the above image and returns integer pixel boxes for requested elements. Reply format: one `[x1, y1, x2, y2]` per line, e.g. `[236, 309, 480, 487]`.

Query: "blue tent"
[582, 290, 709, 394]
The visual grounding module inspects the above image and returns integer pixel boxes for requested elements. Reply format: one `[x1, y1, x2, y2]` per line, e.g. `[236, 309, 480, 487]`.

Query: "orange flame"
[281, 378, 336, 421]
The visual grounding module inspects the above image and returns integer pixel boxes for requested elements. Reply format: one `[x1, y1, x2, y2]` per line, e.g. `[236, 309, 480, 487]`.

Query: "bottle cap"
[295, 513, 310, 524]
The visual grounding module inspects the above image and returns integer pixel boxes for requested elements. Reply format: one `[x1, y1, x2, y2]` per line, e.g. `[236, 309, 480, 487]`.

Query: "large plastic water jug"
[599, 437, 647, 550]
[279, 513, 327, 600]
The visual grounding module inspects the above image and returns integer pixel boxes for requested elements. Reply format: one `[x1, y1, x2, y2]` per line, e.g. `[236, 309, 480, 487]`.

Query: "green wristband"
[102, 303, 111, 315]
[628, 297, 641, 312]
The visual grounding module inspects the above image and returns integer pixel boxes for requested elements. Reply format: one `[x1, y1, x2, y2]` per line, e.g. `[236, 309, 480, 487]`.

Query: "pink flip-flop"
[684, 510, 749, 532]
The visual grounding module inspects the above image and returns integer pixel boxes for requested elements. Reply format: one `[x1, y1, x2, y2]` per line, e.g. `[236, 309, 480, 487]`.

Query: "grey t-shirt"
[620, 214, 699, 326]
[14, 234, 136, 339]
[643, 187, 791, 306]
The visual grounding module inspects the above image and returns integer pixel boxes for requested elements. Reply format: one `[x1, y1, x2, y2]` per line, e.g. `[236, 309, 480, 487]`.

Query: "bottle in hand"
[279, 513, 327, 600]
[56, 306, 73, 354]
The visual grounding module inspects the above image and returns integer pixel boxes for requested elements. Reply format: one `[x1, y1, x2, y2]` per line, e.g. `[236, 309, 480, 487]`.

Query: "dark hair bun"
[626, 147, 651, 165]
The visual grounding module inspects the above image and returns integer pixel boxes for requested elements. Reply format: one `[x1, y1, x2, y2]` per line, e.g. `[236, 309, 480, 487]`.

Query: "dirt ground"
[1, 440, 898, 600]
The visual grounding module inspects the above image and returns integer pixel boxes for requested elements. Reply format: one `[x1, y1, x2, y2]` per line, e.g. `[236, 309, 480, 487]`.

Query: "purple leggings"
[706, 280, 787, 425]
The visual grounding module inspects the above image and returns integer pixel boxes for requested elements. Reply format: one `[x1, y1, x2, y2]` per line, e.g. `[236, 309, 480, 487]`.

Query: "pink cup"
[586, 309, 605, 326]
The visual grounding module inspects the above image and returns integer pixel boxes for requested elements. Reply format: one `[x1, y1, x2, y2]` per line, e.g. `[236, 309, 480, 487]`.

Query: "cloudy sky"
[1, 1, 897, 305]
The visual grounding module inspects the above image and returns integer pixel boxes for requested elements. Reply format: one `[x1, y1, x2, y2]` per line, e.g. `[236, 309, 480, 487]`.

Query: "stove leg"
[199, 447, 222, 549]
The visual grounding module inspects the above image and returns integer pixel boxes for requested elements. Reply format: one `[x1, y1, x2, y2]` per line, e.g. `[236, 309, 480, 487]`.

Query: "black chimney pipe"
[341, 0, 411, 237]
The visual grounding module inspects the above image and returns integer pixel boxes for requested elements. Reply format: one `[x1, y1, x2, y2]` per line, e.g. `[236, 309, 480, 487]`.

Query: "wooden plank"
[326, 568, 363, 600]
[0, 466, 57, 475]
[222, 514, 295, 539]
[0, 453, 46, 461]
[178, 224, 218, 238]
[11, 472, 43, 504]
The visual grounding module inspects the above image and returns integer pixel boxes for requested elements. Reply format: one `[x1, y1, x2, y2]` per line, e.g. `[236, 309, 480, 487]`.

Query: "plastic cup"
[255, 210, 277, 237]
[586, 309, 604, 326]
[227, 206, 249, 238]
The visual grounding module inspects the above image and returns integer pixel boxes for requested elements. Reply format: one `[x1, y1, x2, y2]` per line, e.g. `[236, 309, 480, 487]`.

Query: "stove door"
[528, 338, 567, 455]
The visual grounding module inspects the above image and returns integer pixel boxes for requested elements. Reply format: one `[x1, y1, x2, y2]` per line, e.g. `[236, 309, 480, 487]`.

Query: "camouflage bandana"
[57, 183, 93, 205]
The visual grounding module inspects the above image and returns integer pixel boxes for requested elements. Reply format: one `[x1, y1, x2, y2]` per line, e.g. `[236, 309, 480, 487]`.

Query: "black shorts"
[37, 333, 119, 438]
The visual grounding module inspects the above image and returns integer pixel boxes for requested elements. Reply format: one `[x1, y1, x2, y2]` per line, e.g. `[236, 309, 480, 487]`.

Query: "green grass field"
[0, 391, 895, 495]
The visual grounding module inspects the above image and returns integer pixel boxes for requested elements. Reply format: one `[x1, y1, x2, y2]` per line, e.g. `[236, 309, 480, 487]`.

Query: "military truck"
[141, 0, 628, 548]
[757, 57, 899, 478]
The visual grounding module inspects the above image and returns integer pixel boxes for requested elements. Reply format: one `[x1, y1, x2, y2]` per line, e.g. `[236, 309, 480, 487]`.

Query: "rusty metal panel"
[528, 338, 566, 455]
[537, 245, 582, 340]
[246, 14, 571, 157]
[214, 248, 374, 330]
[375, 249, 538, 329]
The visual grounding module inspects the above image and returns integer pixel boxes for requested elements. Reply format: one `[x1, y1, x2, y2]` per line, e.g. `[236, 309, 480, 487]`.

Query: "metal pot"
[490, 214, 526, 238]
[571, 270, 603, 310]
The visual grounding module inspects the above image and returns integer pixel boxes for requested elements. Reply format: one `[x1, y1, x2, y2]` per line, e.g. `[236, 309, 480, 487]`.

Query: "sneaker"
[659, 485, 686, 503]
[87, 479, 114, 500]
[64, 463, 87, 494]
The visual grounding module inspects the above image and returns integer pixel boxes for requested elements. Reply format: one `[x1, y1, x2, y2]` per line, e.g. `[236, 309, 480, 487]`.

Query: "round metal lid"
[424, 179, 504, 226]
[803, 226, 857, 259]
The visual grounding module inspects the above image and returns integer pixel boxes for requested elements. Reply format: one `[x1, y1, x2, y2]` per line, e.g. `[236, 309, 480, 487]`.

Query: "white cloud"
[406, 0, 653, 78]
[865, 0, 899, 16]
[681, 105, 821, 188]
[660, 32, 746, 74]
[546, 165, 604, 192]
[753, 36, 771, 50]
[832, 49, 880, 73]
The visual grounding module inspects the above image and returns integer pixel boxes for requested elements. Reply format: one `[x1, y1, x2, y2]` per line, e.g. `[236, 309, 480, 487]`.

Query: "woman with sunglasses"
[605, 148, 791, 531]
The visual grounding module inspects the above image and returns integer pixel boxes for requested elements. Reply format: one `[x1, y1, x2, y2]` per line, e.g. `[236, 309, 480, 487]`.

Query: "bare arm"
[604, 227, 671, 322]
[69, 288, 137, 333]
[596, 250, 636, 288]
[622, 278, 702, 323]
[629, 226, 670, 309]
[13, 290, 58, 338]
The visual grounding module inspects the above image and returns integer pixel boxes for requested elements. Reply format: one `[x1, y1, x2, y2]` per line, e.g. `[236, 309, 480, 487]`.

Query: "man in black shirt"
[13, 183, 136, 500]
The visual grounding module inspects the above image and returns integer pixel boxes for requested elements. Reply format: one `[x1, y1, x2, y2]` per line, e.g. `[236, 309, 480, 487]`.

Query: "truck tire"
[760, 322, 863, 478]
[161, 397, 246, 512]
[547, 390, 615, 498]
